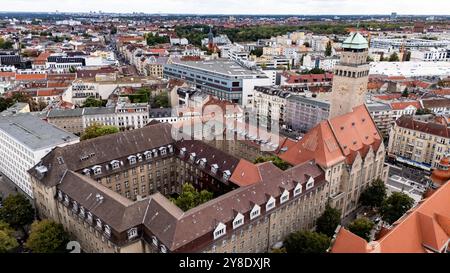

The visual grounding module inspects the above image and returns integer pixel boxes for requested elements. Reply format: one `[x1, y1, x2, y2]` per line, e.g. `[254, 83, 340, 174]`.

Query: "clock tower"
[329, 32, 370, 118]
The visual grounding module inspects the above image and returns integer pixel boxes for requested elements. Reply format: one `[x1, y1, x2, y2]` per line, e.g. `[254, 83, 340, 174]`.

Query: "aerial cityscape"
[0, 0, 449, 257]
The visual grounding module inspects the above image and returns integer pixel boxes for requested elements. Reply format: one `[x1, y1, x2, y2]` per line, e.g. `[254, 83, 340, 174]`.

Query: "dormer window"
[87, 212, 93, 224]
[137, 154, 143, 162]
[211, 164, 219, 174]
[199, 158, 207, 168]
[294, 183, 302, 197]
[280, 189, 290, 204]
[180, 147, 186, 156]
[223, 170, 231, 181]
[128, 156, 137, 165]
[79, 206, 85, 218]
[64, 195, 70, 206]
[82, 168, 91, 176]
[168, 145, 174, 153]
[250, 204, 261, 220]
[189, 153, 196, 162]
[213, 222, 226, 240]
[152, 149, 158, 157]
[127, 227, 138, 240]
[266, 196, 275, 211]
[306, 177, 314, 190]
[92, 166, 102, 175]
[160, 245, 167, 253]
[57, 190, 63, 201]
[143, 151, 152, 160]
[72, 201, 78, 212]
[104, 225, 111, 237]
[233, 213, 244, 229]
[96, 218, 102, 230]
[152, 236, 158, 246]
[111, 160, 120, 170]
[160, 147, 167, 156]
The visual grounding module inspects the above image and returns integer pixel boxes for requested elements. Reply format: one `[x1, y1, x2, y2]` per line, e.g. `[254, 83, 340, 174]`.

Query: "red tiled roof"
[230, 159, 262, 187]
[279, 105, 381, 167]
[390, 101, 422, 110]
[15, 73, 47, 81]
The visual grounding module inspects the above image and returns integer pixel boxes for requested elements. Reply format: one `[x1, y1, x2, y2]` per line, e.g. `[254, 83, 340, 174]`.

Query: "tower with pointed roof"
[329, 32, 370, 118]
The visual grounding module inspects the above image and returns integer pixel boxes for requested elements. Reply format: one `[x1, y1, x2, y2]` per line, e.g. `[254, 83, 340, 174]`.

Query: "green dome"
[342, 32, 368, 50]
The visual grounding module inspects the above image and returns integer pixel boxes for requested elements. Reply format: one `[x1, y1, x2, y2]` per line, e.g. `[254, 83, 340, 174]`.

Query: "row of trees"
[0, 194, 69, 253]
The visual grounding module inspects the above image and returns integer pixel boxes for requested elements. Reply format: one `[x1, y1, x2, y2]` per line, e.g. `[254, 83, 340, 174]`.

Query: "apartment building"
[163, 60, 271, 106]
[367, 102, 395, 139]
[253, 86, 291, 128]
[285, 94, 330, 133]
[388, 115, 450, 169]
[29, 122, 328, 253]
[0, 114, 79, 197]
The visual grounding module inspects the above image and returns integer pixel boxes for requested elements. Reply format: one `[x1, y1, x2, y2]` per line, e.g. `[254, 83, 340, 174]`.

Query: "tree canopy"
[145, 33, 169, 46]
[82, 96, 106, 108]
[348, 217, 375, 242]
[284, 230, 331, 253]
[315, 204, 341, 237]
[0, 38, 13, 50]
[152, 92, 170, 108]
[170, 183, 213, 212]
[380, 192, 414, 224]
[80, 123, 119, 141]
[0, 194, 34, 229]
[254, 156, 291, 171]
[0, 221, 19, 253]
[250, 48, 264, 57]
[25, 220, 70, 253]
[359, 178, 387, 209]
[388, 52, 399, 62]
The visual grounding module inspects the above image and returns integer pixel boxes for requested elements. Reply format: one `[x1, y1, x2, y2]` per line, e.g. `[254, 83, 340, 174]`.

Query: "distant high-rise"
[329, 32, 370, 118]
[390, 12, 398, 20]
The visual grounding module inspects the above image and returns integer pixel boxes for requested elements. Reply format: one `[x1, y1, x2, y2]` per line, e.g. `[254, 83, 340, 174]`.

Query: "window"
[160, 147, 167, 156]
[127, 228, 138, 240]
[233, 213, 244, 229]
[104, 225, 111, 237]
[266, 196, 275, 211]
[92, 166, 102, 175]
[111, 160, 120, 170]
[144, 151, 152, 160]
[79, 207, 85, 218]
[280, 189, 290, 204]
[213, 223, 226, 240]
[160, 245, 167, 253]
[211, 164, 219, 174]
[250, 204, 261, 220]
[294, 183, 302, 196]
[96, 218, 102, 229]
[64, 195, 70, 206]
[152, 236, 158, 246]
[306, 177, 314, 190]
[87, 212, 93, 224]
[223, 170, 231, 180]
[128, 156, 137, 165]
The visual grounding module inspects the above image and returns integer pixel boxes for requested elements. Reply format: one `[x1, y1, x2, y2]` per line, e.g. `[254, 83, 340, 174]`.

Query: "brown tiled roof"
[390, 101, 422, 110]
[330, 227, 369, 253]
[422, 98, 450, 109]
[395, 116, 450, 138]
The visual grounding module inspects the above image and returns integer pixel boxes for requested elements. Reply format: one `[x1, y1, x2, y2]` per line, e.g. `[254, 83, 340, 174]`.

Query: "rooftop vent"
[95, 194, 104, 203]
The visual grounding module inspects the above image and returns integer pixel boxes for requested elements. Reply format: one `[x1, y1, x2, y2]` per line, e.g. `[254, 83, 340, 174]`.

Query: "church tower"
[329, 32, 370, 118]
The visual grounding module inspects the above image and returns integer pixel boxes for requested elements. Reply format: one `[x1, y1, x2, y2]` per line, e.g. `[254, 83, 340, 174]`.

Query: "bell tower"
[329, 32, 370, 118]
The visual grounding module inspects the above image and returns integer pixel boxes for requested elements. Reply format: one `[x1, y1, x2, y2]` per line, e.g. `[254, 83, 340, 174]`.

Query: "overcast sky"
[2, 0, 449, 15]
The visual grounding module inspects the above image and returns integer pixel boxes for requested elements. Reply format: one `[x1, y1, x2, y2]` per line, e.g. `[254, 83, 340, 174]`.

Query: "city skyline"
[2, 0, 450, 15]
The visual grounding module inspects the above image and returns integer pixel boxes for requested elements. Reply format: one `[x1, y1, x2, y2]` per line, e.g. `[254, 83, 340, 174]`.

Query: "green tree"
[145, 33, 169, 46]
[402, 88, 409, 98]
[416, 108, 432, 115]
[0, 97, 14, 112]
[153, 92, 170, 108]
[0, 194, 34, 229]
[284, 230, 331, 253]
[380, 192, 414, 225]
[303, 41, 310, 47]
[25, 220, 69, 253]
[82, 96, 105, 107]
[254, 156, 291, 171]
[315, 204, 341, 237]
[348, 217, 375, 242]
[367, 56, 374, 62]
[359, 178, 387, 209]
[0, 38, 13, 50]
[250, 47, 263, 57]
[68, 66, 77, 73]
[170, 183, 213, 211]
[404, 51, 411, 61]
[325, 40, 332, 56]
[80, 123, 119, 141]
[388, 52, 399, 62]
[0, 221, 19, 253]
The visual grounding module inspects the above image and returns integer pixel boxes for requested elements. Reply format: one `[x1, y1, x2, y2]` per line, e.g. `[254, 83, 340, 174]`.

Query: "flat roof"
[0, 114, 79, 151]
[170, 59, 266, 77]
